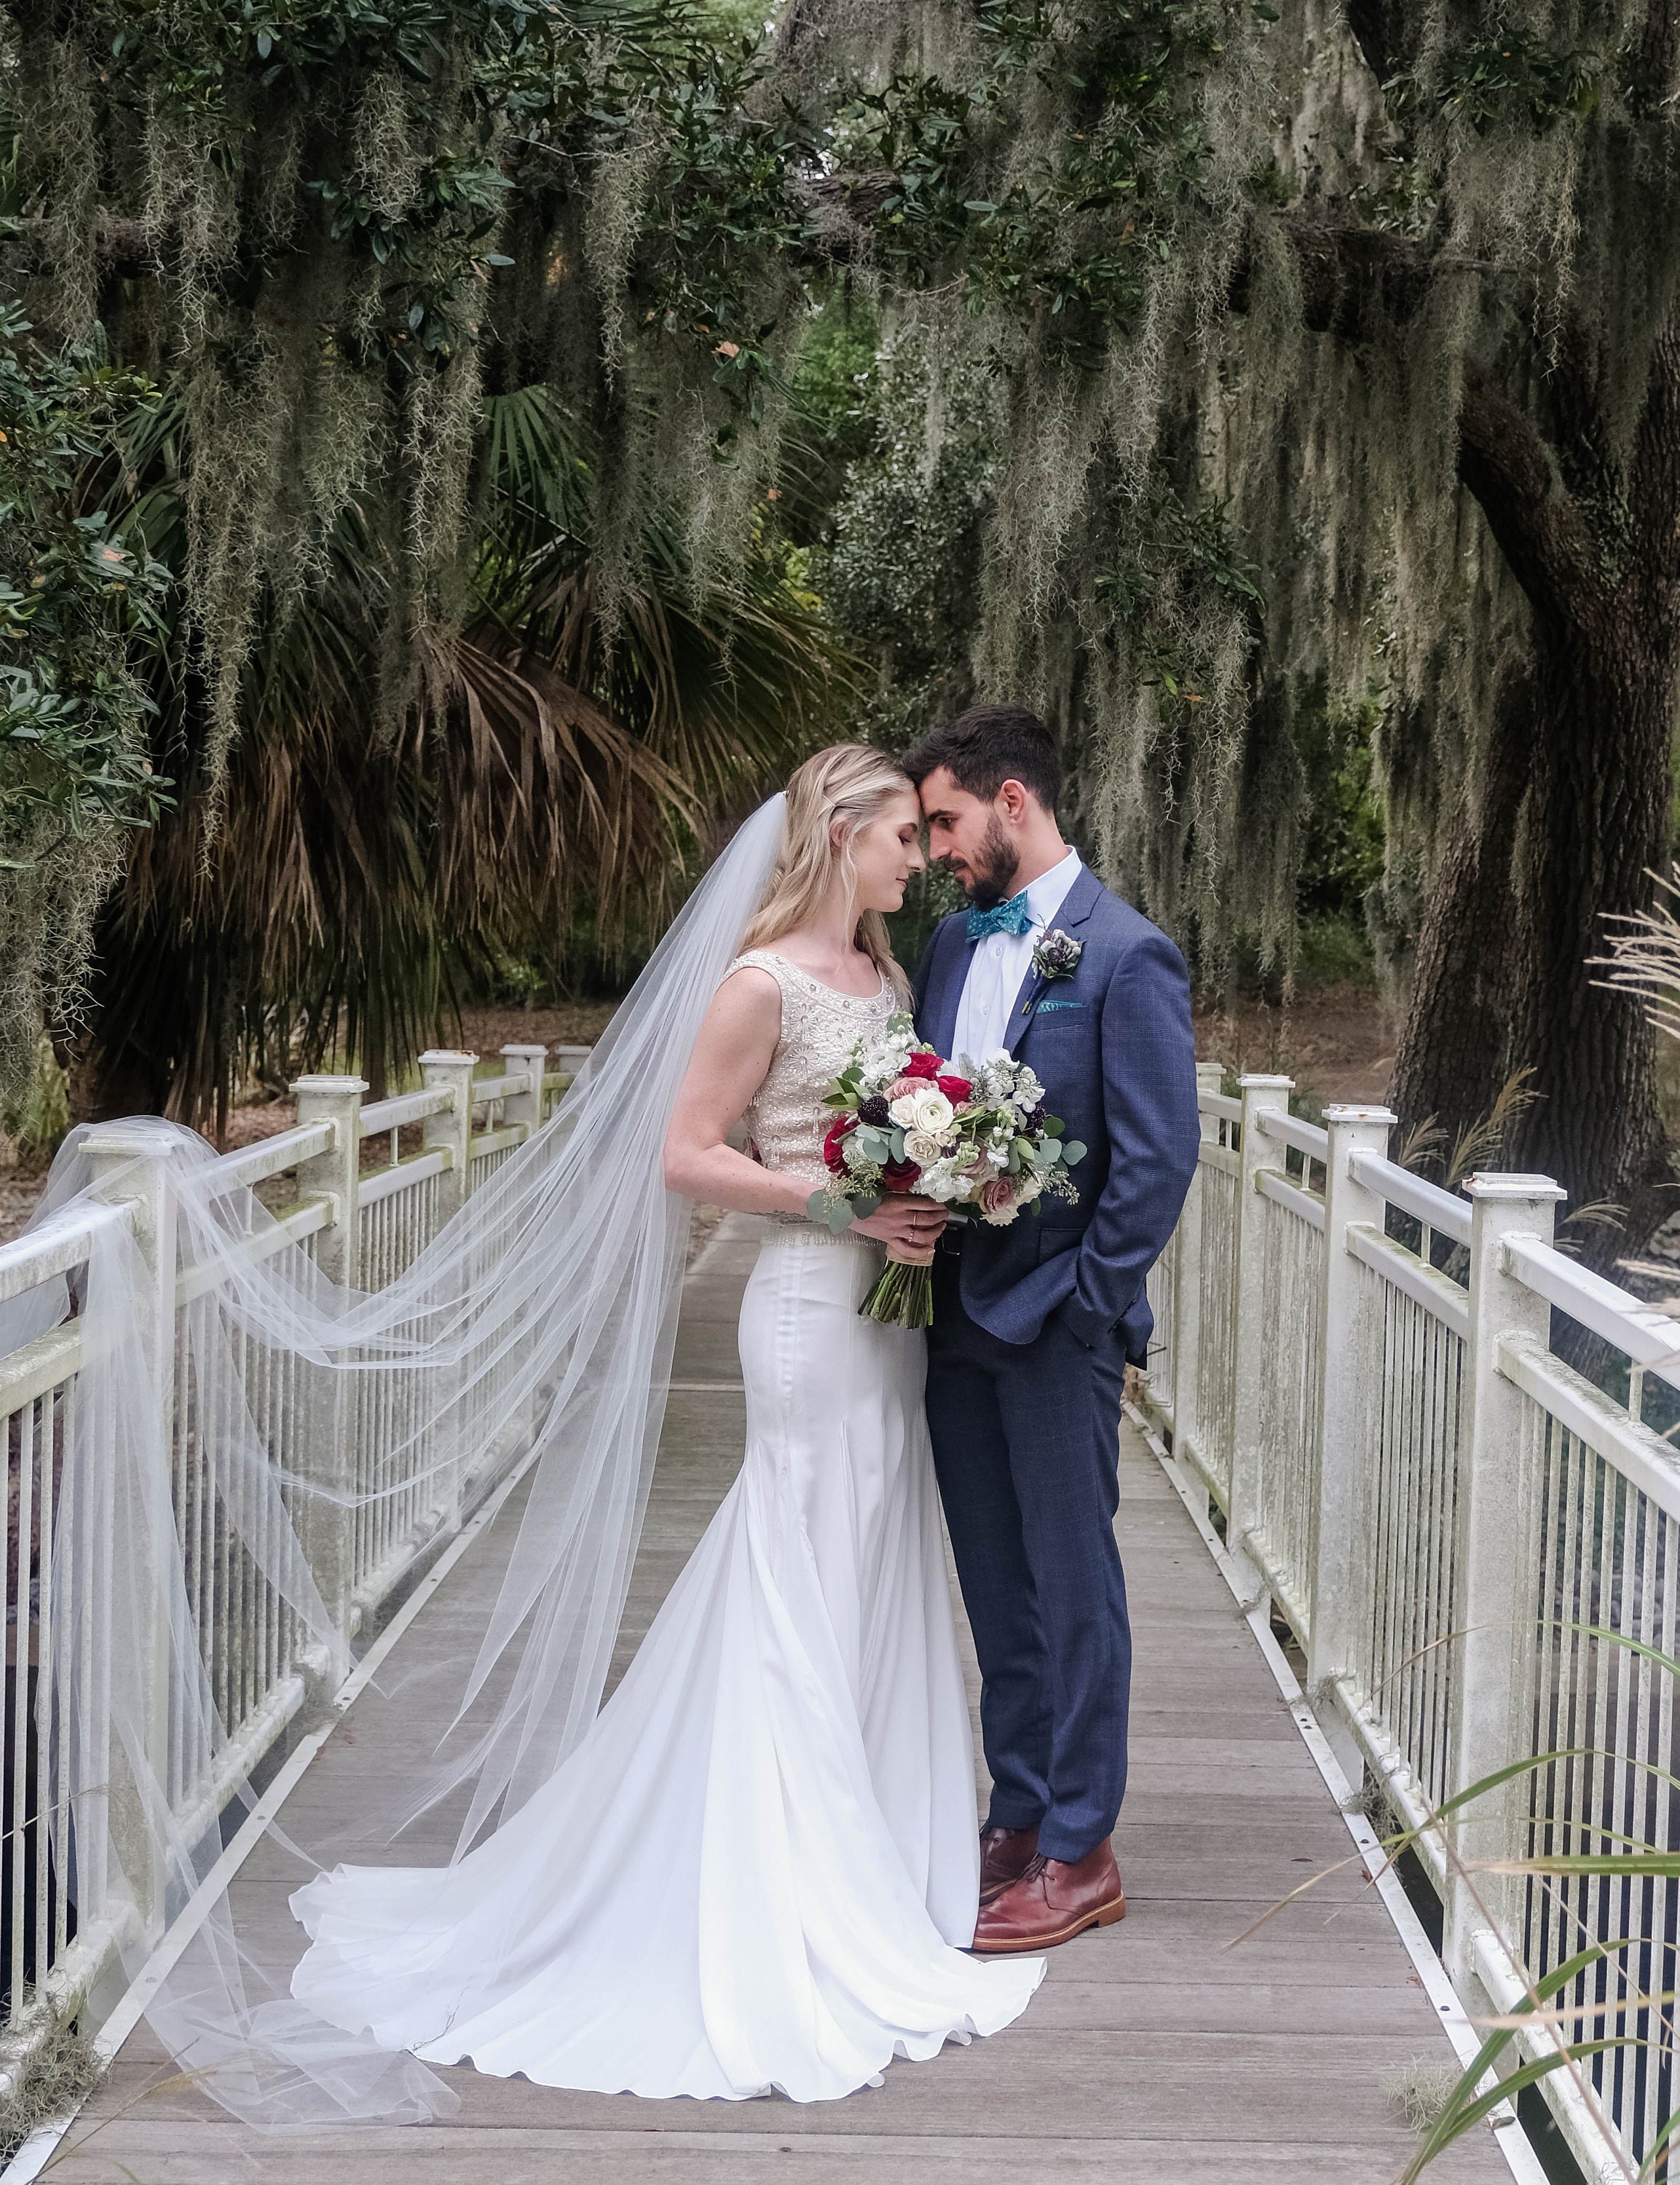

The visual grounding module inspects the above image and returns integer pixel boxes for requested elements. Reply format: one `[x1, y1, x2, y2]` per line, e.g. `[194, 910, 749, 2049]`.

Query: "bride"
[288, 745, 1046, 2102]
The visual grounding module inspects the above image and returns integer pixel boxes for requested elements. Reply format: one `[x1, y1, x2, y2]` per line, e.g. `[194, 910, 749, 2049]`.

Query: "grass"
[0, 2004, 104, 2168]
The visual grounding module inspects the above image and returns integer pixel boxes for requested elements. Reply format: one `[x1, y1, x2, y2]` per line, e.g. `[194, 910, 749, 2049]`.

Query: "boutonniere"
[1032, 929, 1082, 981]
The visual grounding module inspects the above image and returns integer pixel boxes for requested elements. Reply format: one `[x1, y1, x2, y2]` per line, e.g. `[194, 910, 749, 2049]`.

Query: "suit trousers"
[926, 1245, 1132, 1863]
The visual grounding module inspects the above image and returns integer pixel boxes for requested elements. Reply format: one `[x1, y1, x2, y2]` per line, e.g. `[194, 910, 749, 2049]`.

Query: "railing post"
[290, 1074, 367, 1286]
[82, 1125, 181, 1942]
[1446, 1170, 1565, 2002]
[422, 1048, 478, 1221]
[1228, 1073, 1293, 1590]
[288, 1074, 367, 1639]
[499, 1043, 549, 1141]
[1168, 1062, 1226, 1483]
[1308, 1103, 1397, 1775]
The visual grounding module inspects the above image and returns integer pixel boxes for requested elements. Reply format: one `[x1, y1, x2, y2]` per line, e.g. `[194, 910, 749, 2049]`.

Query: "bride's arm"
[661, 970, 945, 1261]
[662, 968, 811, 1219]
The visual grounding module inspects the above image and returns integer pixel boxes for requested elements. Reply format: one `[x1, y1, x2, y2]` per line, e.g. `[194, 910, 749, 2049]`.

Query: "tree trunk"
[1393, 612, 1678, 1261]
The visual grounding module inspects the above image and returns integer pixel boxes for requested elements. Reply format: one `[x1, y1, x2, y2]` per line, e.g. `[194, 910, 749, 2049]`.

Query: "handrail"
[0, 1200, 129, 1306]
[201, 1119, 335, 1195]
[1345, 1220, 1470, 1340]
[360, 1087, 453, 1136]
[465, 1071, 533, 1108]
[1198, 1090, 1241, 1124]
[1503, 1232, 1680, 1378]
[1256, 1167, 1325, 1232]
[358, 1146, 451, 1206]
[1252, 1104, 1329, 1162]
[1346, 1148, 1472, 1247]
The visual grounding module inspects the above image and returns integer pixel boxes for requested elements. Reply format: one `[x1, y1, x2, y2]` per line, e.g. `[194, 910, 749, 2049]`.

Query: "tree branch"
[1271, 209, 1431, 336]
[1456, 358, 1601, 623]
[1263, 210, 1601, 621]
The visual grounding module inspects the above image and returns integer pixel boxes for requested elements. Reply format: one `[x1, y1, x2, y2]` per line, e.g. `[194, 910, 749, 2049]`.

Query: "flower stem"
[859, 1259, 934, 1329]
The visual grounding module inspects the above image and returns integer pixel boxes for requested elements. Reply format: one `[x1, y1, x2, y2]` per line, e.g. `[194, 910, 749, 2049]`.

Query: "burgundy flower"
[903, 1051, 942, 1082]
[880, 1157, 923, 1195]
[936, 1074, 972, 1105]
[858, 1094, 891, 1126]
[823, 1117, 854, 1174]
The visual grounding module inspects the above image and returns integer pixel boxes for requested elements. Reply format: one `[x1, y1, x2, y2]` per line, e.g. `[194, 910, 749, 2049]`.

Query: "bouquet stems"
[859, 1256, 934, 1330]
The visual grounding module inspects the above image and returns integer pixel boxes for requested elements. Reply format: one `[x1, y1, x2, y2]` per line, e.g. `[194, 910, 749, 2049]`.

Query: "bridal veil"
[0, 795, 789, 2129]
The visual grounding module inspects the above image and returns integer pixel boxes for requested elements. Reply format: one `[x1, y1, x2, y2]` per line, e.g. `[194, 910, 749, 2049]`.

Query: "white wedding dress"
[288, 949, 1044, 2102]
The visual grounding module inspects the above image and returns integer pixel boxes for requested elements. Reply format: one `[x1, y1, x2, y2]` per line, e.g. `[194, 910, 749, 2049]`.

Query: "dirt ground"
[1192, 980, 1396, 1109]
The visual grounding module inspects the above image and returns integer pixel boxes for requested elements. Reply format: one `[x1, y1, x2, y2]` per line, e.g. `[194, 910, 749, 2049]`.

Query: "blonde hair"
[742, 745, 917, 1004]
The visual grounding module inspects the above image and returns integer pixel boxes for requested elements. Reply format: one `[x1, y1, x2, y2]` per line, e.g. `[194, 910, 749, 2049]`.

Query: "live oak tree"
[8, 0, 1680, 1236]
[797, 0, 1680, 1258]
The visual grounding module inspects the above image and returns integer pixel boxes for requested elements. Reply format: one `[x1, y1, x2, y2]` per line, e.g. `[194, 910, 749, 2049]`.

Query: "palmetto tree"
[87, 379, 849, 1127]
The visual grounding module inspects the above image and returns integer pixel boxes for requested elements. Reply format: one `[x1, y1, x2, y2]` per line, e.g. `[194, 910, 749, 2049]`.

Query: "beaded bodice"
[728, 950, 896, 1213]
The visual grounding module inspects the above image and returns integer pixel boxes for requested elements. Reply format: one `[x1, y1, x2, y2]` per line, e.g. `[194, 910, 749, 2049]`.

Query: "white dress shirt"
[950, 848, 1083, 1066]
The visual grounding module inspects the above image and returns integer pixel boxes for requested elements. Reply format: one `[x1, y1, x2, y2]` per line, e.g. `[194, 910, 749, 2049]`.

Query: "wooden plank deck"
[46, 1216, 1512, 2183]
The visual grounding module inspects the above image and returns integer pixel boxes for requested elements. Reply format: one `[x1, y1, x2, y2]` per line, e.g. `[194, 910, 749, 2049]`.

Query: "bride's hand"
[848, 1194, 947, 1264]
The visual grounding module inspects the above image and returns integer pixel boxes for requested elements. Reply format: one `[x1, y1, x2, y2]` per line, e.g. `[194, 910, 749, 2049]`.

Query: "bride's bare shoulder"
[711, 958, 783, 1031]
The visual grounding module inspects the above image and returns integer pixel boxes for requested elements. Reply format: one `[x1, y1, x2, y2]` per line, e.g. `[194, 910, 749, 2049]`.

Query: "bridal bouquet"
[807, 1010, 1086, 1328]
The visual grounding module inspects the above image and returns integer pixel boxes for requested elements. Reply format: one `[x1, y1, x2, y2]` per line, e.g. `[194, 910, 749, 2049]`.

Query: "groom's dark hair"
[903, 703, 1061, 815]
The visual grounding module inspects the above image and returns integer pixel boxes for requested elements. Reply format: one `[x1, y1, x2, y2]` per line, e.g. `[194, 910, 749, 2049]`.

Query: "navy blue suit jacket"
[914, 864, 1200, 1358]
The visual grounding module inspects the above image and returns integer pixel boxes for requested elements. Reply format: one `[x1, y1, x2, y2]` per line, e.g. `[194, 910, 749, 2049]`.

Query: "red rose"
[823, 1117, 854, 1174]
[880, 1157, 922, 1194]
[936, 1074, 971, 1104]
[903, 1050, 942, 1081]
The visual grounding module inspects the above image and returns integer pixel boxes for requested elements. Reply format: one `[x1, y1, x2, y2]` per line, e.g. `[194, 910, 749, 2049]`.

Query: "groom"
[907, 704, 1200, 1954]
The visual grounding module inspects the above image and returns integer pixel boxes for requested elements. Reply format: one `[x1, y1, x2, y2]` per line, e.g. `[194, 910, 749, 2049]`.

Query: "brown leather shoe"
[979, 1824, 1040, 1906]
[968, 1838, 1126, 1954]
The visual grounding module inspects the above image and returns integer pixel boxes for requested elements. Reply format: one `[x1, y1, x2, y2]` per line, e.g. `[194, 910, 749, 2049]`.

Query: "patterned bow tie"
[966, 891, 1033, 942]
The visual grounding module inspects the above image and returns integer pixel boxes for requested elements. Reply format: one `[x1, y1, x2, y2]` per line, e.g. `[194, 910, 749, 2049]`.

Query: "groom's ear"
[994, 778, 1036, 827]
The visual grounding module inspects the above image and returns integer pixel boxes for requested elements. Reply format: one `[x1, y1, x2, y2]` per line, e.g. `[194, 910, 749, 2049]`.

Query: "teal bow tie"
[967, 891, 1033, 942]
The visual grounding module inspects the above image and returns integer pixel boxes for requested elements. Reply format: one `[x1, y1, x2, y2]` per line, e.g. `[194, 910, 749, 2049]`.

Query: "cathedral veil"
[0, 795, 789, 2131]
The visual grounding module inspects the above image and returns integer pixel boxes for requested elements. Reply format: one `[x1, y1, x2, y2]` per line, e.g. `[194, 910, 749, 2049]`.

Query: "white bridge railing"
[0, 1044, 583, 2085]
[1141, 1065, 1680, 2183]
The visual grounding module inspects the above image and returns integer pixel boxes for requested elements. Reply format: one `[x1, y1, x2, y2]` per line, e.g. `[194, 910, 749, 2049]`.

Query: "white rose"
[903, 1127, 948, 1166]
[1016, 1170, 1044, 1202]
[888, 1086, 954, 1135]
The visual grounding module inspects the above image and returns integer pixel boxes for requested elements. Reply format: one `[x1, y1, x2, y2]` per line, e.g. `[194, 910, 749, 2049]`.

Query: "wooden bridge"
[32, 1214, 1518, 2184]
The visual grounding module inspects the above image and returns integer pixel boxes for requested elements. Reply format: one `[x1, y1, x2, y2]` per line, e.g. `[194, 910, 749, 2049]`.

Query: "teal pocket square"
[1035, 999, 1085, 1012]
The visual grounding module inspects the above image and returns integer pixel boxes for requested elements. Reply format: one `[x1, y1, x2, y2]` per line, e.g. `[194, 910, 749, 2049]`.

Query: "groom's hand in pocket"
[849, 1194, 947, 1264]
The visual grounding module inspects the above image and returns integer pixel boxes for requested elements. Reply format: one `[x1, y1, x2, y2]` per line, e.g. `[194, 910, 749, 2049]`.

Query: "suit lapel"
[928, 919, 971, 1062]
[1004, 862, 1101, 1055]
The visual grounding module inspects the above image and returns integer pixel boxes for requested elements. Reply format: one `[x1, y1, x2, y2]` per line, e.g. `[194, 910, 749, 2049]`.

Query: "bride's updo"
[741, 745, 916, 1003]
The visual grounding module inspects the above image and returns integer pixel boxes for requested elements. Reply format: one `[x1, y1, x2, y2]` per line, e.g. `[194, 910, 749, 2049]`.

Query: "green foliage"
[0, 0, 853, 1106]
[87, 367, 848, 1118]
[1399, 25, 1604, 136]
[836, 1, 1261, 363]
[0, 305, 173, 861]
[815, 337, 996, 690]
[1295, 691, 1386, 923]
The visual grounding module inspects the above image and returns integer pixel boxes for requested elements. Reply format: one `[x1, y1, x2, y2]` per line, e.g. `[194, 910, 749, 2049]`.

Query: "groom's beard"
[958, 819, 1021, 910]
